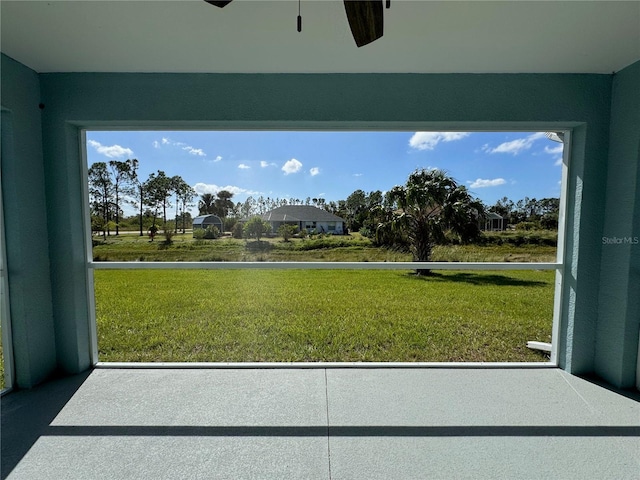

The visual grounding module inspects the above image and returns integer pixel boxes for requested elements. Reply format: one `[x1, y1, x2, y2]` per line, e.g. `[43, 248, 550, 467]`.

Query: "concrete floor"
[2, 367, 639, 479]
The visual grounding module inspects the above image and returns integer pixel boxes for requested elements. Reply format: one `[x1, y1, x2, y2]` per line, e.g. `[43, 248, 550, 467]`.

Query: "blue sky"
[86, 130, 563, 215]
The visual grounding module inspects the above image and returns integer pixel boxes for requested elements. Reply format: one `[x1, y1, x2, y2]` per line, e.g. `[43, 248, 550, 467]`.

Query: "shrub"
[243, 217, 271, 241]
[358, 227, 372, 238]
[162, 224, 174, 244]
[232, 222, 244, 239]
[193, 228, 205, 240]
[515, 221, 539, 231]
[203, 225, 220, 239]
[540, 213, 559, 230]
[224, 217, 237, 232]
[278, 224, 298, 241]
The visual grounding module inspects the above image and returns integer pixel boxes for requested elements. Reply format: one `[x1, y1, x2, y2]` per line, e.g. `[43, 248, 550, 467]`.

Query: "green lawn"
[95, 269, 554, 363]
[92, 232, 557, 263]
[0, 233, 557, 386]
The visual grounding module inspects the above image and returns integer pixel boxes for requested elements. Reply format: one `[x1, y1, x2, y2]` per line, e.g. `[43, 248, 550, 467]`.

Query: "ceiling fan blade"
[343, 0, 384, 47]
[204, 0, 233, 7]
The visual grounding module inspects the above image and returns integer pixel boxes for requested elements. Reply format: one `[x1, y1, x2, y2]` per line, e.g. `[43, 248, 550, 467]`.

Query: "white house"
[261, 205, 345, 235]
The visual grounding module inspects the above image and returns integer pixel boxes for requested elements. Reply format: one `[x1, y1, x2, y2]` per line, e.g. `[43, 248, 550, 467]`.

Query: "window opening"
[84, 130, 567, 366]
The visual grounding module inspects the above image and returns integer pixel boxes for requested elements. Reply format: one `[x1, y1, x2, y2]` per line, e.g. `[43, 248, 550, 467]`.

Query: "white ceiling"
[1, 0, 639, 74]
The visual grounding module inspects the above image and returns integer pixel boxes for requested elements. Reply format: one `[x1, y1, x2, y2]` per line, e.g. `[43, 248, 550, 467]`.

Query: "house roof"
[261, 205, 344, 223]
[193, 214, 223, 225]
[1, 1, 638, 75]
[486, 212, 503, 220]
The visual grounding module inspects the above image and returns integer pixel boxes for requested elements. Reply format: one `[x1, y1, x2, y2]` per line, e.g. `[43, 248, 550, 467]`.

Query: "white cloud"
[155, 136, 206, 157]
[487, 132, 547, 155]
[490, 138, 529, 155]
[214, 155, 223, 162]
[193, 183, 260, 197]
[353, 173, 363, 177]
[260, 160, 277, 168]
[409, 132, 470, 151]
[238, 163, 251, 169]
[282, 158, 302, 175]
[468, 178, 506, 188]
[183, 146, 206, 156]
[544, 144, 564, 166]
[544, 145, 564, 155]
[310, 167, 320, 176]
[87, 139, 134, 159]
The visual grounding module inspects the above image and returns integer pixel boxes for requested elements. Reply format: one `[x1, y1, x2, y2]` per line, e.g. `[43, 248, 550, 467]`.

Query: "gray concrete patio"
[2, 367, 639, 479]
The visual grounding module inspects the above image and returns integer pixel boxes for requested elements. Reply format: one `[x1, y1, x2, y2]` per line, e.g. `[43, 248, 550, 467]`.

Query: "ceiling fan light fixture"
[203, 0, 386, 48]
[204, 0, 233, 7]
[343, 0, 384, 47]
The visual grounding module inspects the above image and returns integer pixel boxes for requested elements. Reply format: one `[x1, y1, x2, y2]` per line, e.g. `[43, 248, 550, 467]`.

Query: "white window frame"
[1, 110, 15, 393]
[82, 128, 570, 369]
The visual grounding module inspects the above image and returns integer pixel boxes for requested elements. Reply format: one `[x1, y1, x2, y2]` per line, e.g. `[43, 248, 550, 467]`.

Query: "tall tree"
[177, 181, 196, 233]
[171, 176, 194, 233]
[490, 196, 514, 222]
[214, 190, 234, 220]
[345, 189, 367, 231]
[108, 159, 135, 235]
[198, 193, 216, 215]
[88, 162, 113, 238]
[385, 168, 484, 275]
[239, 197, 255, 218]
[144, 171, 173, 227]
[539, 197, 560, 216]
[127, 159, 146, 236]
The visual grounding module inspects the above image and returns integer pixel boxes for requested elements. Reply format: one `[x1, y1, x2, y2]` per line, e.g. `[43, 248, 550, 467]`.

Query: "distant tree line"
[88, 159, 196, 237]
[88, 159, 559, 268]
[488, 196, 560, 230]
[218, 186, 559, 237]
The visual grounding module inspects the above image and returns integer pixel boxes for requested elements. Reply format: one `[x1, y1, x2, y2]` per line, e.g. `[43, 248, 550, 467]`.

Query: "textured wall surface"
[1, 55, 56, 388]
[597, 61, 640, 388]
[3, 52, 639, 388]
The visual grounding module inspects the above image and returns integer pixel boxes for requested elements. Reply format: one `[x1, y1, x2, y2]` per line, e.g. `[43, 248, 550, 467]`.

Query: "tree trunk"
[114, 185, 120, 236]
[138, 188, 144, 236]
[413, 223, 433, 276]
[174, 196, 179, 234]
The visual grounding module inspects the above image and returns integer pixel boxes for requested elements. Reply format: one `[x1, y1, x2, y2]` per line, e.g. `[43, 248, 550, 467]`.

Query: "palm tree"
[198, 193, 216, 215]
[386, 168, 484, 275]
[214, 190, 234, 219]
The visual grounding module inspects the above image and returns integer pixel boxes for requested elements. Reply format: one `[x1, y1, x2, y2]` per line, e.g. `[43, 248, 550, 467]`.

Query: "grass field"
[95, 269, 554, 363]
[92, 231, 557, 263]
[0, 233, 557, 386]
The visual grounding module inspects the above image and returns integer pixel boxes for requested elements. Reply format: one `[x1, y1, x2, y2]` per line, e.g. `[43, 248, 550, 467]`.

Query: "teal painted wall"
[37, 72, 612, 379]
[4, 50, 638, 388]
[596, 61, 640, 388]
[0, 55, 56, 388]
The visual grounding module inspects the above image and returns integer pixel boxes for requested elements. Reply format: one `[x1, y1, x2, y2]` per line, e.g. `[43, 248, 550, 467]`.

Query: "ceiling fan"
[204, 0, 385, 47]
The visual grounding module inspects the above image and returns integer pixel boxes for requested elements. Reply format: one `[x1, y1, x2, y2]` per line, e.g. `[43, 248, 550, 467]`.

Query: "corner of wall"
[1, 54, 57, 388]
[595, 60, 640, 388]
